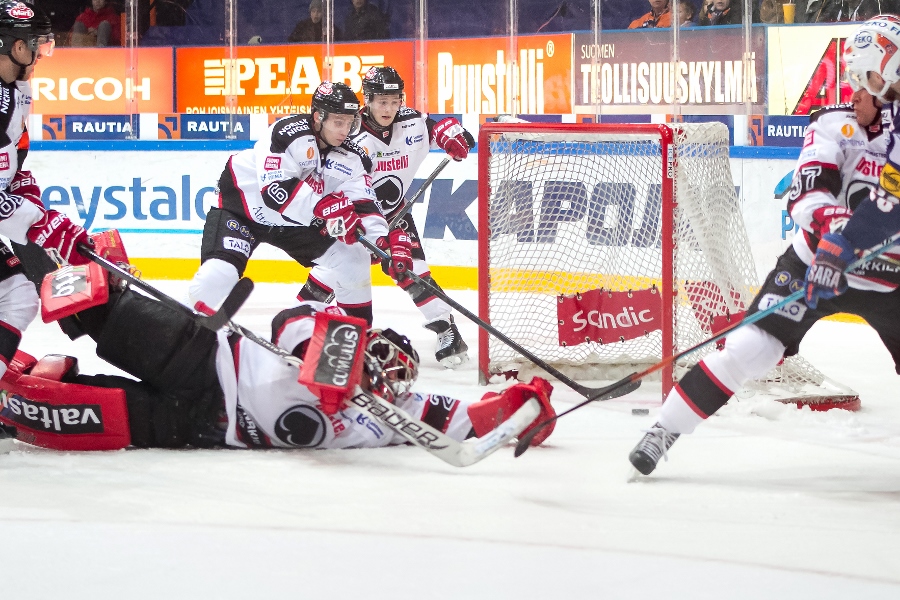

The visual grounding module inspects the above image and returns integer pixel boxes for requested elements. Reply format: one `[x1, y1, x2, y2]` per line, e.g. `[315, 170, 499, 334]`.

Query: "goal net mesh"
[480, 122, 857, 406]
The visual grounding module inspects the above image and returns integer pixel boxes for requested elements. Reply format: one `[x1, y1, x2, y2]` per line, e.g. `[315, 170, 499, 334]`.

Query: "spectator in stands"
[676, 0, 697, 25]
[699, 0, 743, 25]
[289, 0, 342, 43]
[344, 0, 389, 40]
[71, 0, 120, 47]
[628, 0, 672, 28]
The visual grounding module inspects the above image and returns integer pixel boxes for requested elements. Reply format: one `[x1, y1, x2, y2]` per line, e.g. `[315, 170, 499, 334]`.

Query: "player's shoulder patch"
[270, 115, 313, 153]
[809, 103, 854, 125]
[394, 106, 422, 122]
[339, 138, 374, 173]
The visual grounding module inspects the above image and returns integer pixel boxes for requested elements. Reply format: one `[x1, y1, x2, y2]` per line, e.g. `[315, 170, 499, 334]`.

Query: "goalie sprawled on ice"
[0, 235, 555, 459]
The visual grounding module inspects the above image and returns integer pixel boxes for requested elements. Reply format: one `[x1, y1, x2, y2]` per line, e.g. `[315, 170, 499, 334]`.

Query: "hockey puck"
[631, 408, 650, 416]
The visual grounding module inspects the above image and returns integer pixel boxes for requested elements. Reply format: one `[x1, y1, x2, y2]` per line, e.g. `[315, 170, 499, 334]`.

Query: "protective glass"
[32, 33, 54, 58]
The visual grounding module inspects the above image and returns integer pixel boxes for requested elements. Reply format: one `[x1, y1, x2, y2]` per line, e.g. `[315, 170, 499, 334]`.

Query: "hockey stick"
[202, 306, 538, 467]
[388, 158, 451, 229]
[358, 234, 641, 403]
[513, 228, 900, 456]
[79, 245, 254, 331]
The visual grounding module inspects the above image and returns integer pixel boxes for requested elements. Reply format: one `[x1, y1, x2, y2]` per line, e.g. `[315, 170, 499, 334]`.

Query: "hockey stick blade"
[388, 158, 451, 230]
[80, 244, 253, 332]
[358, 234, 639, 403]
[349, 389, 541, 467]
[516, 227, 900, 457]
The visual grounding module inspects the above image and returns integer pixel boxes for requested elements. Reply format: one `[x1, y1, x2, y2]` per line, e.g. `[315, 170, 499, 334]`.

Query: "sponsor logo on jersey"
[0, 85, 10, 116]
[223, 236, 251, 256]
[307, 147, 315, 159]
[6, 256, 19, 268]
[274, 405, 328, 447]
[405, 134, 424, 146]
[7, 3, 34, 19]
[840, 124, 855, 138]
[401, 122, 416, 129]
[880, 163, 900, 195]
[376, 155, 409, 172]
[855, 156, 883, 178]
[758, 293, 807, 322]
[0, 390, 103, 434]
[789, 279, 804, 293]
[0, 152, 9, 171]
[226, 219, 240, 231]
[774, 271, 791, 286]
[325, 159, 353, 177]
[303, 173, 324, 195]
[277, 120, 309, 138]
[264, 156, 281, 170]
[236, 404, 270, 447]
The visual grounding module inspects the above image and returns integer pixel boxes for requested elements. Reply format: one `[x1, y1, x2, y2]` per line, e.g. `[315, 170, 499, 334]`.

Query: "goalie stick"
[388, 158, 451, 229]
[359, 234, 641, 403]
[79, 245, 254, 331]
[207, 307, 539, 467]
[513, 228, 900, 456]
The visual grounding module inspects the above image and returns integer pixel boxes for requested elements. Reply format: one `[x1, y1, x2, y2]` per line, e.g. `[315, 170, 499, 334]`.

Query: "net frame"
[477, 121, 859, 408]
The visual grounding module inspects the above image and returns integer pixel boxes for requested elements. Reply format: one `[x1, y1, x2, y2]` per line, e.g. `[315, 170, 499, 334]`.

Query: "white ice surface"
[2, 283, 900, 599]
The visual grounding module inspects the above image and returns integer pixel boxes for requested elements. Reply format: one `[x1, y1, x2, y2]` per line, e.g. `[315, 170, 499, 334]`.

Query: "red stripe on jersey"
[0, 320, 22, 337]
[308, 274, 334, 294]
[337, 301, 373, 309]
[673, 383, 708, 418]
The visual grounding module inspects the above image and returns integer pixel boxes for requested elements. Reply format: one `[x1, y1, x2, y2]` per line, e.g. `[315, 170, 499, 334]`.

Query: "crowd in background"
[35, 0, 900, 47]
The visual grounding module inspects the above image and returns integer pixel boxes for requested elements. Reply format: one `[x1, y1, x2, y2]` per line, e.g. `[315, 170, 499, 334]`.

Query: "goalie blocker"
[1, 232, 558, 454]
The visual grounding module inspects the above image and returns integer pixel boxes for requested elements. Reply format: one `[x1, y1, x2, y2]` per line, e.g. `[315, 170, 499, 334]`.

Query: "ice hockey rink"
[2, 282, 899, 599]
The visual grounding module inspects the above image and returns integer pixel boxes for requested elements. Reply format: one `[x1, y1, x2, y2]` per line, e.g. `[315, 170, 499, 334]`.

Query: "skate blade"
[439, 351, 470, 369]
[627, 466, 646, 482]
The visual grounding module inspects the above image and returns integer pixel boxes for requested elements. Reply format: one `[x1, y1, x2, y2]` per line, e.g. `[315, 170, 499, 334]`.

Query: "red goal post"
[477, 121, 859, 410]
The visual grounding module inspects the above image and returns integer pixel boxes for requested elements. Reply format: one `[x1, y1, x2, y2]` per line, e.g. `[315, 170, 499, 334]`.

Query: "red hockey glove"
[313, 191, 364, 244]
[432, 117, 472, 161]
[9, 170, 41, 206]
[810, 206, 853, 238]
[467, 377, 556, 446]
[805, 232, 854, 310]
[375, 229, 413, 282]
[27, 209, 92, 266]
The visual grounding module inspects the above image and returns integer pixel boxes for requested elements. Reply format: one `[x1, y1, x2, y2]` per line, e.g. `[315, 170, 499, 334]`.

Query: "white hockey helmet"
[843, 16, 900, 100]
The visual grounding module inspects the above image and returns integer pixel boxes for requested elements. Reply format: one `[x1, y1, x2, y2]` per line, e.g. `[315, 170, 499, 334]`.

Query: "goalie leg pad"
[0, 365, 131, 450]
[467, 377, 556, 446]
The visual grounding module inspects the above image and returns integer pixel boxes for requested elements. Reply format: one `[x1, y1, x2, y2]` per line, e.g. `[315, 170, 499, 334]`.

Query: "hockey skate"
[424, 315, 469, 368]
[0, 423, 16, 454]
[628, 423, 680, 475]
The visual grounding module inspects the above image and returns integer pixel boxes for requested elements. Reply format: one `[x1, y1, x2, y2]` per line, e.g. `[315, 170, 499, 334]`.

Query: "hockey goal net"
[477, 122, 859, 410]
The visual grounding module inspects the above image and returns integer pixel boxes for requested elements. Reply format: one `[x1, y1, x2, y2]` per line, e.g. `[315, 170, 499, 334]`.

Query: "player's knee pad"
[705, 325, 787, 391]
[297, 275, 335, 304]
[188, 259, 240, 312]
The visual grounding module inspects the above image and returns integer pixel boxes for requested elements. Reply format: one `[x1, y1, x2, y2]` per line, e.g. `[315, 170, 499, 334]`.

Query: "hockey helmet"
[0, 1, 53, 59]
[364, 328, 419, 403]
[843, 16, 900, 100]
[311, 81, 361, 135]
[362, 66, 405, 100]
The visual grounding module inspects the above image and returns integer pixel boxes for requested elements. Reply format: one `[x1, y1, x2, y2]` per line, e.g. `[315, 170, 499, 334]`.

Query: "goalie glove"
[313, 191, 364, 244]
[805, 232, 854, 310]
[432, 117, 473, 161]
[375, 229, 413, 282]
[467, 377, 556, 446]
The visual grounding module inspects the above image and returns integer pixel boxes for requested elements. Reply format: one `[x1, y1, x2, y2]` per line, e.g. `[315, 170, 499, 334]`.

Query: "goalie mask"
[364, 328, 419, 403]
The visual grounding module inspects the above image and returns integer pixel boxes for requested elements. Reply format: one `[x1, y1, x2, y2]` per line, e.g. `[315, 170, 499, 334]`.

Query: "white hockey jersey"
[213, 302, 474, 449]
[351, 107, 438, 219]
[0, 79, 46, 245]
[219, 115, 387, 238]
[786, 104, 900, 291]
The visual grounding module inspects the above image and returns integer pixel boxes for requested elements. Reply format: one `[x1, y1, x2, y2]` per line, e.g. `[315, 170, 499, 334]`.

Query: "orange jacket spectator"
[72, 0, 121, 47]
[629, 0, 673, 28]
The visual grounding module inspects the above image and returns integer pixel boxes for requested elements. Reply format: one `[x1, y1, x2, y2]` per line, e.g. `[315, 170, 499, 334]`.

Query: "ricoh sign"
[176, 42, 414, 114]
